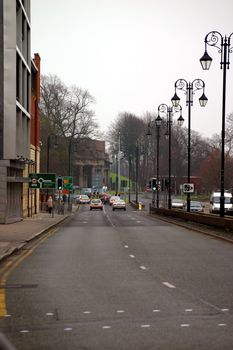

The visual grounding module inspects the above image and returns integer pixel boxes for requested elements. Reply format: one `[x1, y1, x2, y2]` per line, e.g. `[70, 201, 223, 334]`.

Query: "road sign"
[29, 173, 56, 189]
[182, 183, 194, 193]
[62, 176, 73, 191]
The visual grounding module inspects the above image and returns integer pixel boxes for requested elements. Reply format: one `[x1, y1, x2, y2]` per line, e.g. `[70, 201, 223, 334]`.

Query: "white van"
[209, 191, 233, 215]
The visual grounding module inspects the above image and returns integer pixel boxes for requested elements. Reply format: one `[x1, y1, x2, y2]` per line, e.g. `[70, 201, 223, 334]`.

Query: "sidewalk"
[0, 208, 75, 262]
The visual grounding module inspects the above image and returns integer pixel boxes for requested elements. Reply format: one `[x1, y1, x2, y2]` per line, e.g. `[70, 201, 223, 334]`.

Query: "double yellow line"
[0, 228, 57, 317]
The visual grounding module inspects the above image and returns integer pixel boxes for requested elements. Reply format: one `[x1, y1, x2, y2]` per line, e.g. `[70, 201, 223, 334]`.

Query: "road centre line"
[162, 282, 176, 289]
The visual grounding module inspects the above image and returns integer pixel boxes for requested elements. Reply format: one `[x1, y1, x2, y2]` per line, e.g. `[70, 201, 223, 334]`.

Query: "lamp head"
[199, 92, 208, 107]
[155, 115, 162, 127]
[171, 92, 180, 107]
[200, 50, 212, 70]
[177, 115, 184, 126]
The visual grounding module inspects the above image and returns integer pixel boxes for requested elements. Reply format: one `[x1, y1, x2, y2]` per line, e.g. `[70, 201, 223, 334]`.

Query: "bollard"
[138, 202, 142, 210]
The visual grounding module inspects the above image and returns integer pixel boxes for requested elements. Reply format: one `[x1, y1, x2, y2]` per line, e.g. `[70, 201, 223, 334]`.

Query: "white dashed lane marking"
[140, 266, 147, 270]
[64, 328, 72, 331]
[129, 254, 135, 258]
[180, 324, 190, 327]
[162, 282, 176, 289]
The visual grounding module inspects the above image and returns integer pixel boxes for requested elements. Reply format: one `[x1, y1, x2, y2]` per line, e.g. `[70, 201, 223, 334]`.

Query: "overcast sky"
[31, 0, 233, 138]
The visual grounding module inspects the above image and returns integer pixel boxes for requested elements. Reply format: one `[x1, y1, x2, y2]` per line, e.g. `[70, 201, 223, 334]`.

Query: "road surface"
[0, 203, 233, 349]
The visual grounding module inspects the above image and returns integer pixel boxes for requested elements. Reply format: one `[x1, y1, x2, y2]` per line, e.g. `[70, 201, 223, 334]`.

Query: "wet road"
[1, 203, 233, 349]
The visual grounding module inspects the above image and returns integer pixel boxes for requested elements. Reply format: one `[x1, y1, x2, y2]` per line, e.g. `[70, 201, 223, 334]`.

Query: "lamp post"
[155, 116, 162, 208]
[200, 31, 233, 217]
[146, 116, 162, 208]
[46, 134, 58, 173]
[171, 79, 208, 212]
[135, 143, 139, 204]
[118, 132, 121, 194]
[158, 104, 183, 209]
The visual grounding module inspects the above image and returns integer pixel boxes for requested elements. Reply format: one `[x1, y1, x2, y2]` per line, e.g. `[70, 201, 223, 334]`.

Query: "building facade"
[0, 0, 39, 223]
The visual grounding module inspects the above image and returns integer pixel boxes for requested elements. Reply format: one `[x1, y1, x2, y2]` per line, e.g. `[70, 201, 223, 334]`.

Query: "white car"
[112, 199, 126, 211]
[171, 198, 184, 209]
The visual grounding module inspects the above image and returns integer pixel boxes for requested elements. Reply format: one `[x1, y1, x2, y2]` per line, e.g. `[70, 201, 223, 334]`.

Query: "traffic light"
[57, 176, 63, 190]
[151, 178, 157, 192]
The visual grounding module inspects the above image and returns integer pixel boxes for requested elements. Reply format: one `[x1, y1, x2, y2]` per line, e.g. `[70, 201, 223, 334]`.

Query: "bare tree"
[40, 74, 98, 175]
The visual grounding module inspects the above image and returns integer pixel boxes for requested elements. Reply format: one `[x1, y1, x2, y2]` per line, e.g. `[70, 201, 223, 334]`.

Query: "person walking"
[47, 195, 53, 214]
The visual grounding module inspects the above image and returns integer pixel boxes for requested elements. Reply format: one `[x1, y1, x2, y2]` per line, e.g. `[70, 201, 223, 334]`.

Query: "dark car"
[101, 194, 111, 204]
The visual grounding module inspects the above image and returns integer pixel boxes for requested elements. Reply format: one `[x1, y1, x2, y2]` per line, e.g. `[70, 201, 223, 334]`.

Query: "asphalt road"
[0, 203, 233, 349]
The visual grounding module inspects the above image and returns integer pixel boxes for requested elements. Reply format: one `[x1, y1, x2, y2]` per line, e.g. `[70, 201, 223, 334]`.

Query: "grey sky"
[31, 0, 233, 138]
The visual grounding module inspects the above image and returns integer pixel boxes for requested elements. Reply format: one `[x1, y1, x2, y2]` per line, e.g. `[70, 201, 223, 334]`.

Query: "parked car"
[90, 198, 103, 210]
[79, 195, 91, 204]
[185, 201, 204, 212]
[112, 199, 126, 211]
[109, 196, 120, 206]
[171, 198, 184, 209]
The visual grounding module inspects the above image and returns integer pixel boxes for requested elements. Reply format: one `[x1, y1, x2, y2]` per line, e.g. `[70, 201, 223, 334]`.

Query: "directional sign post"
[29, 173, 56, 189]
[62, 176, 73, 191]
[182, 183, 194, 193]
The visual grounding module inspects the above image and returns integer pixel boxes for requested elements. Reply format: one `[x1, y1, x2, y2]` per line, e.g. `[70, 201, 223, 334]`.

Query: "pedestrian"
[47, 195, 53, 214]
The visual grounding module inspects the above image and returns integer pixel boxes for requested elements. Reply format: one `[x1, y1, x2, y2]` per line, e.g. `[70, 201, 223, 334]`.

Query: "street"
[0, 203, 233, 349]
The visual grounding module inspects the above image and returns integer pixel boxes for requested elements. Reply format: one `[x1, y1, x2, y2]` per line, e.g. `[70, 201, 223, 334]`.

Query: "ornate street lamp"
[158, 104, 183, 209]
[154, 115, 162, 208]
[200, 31, 233, 217]
[146, 118, 161, 208]
[171, 79, 207, 212]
